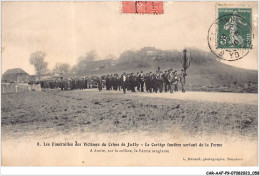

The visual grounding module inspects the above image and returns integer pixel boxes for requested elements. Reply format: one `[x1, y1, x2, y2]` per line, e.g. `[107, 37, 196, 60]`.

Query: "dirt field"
[1, 89, 258, 140]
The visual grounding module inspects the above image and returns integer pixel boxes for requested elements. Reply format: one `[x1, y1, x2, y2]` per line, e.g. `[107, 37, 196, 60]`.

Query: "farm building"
[2, 68, 31, 83]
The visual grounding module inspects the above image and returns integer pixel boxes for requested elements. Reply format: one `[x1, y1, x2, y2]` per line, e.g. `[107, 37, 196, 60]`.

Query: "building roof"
[2, 68, 29, 76]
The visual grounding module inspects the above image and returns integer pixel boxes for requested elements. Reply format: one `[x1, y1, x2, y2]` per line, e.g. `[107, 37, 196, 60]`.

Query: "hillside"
[72, 47, 257, 93]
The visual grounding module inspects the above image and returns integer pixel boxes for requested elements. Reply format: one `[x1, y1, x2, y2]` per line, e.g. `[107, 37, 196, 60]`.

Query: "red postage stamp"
[122, 1, 164, 14]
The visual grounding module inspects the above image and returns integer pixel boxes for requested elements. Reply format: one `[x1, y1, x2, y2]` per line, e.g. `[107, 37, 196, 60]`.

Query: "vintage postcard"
[1, 1, 258, 167]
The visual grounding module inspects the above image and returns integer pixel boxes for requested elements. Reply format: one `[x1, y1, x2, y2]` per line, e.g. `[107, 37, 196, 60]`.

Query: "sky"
[2, 1, 258, 75]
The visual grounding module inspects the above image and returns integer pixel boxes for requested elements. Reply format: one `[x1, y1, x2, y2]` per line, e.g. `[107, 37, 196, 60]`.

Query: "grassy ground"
[1, 89, 257, 140]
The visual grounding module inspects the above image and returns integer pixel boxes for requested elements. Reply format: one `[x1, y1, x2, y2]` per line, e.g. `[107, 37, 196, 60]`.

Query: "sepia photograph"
[1, 1, 258, 167]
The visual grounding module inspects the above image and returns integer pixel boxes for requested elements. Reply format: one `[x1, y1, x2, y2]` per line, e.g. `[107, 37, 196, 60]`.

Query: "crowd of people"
[32, 68, 187, 94]
[33, 77, 93, 91]
[103, 68, 187, 93]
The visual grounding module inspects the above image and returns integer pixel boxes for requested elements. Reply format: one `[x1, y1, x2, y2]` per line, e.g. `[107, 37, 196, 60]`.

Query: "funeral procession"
[24, 49, 190, 94]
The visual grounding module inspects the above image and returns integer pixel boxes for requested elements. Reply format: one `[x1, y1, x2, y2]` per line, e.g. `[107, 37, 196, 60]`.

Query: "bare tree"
[77, 50, 98, 63]
[53, 63, 71, 76]
[105, 54, 116, 60]
[85, 50, 97, 62]
[72, 50, 98, 75]
[29, 51, 48, 79]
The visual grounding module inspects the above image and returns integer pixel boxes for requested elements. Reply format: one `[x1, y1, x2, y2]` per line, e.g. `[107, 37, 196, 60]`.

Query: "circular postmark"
[208, 13, 252, 61]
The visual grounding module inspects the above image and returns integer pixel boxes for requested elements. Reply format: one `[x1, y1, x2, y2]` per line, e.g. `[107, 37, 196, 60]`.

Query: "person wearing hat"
[162, 70, 168, 92]
[139, 71, 145, 92]
[59, 77, 64, 91]
[129, 72, 136, 92]
[157, 71, 164, 93]
[106, 75, 111, 90]
[165, 70, 172, 92]
[113, 74, 119, 91]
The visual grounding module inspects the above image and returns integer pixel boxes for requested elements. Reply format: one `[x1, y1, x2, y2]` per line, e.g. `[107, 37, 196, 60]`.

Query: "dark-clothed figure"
[162, 71, 168, 92]
[165, 70, 171, 92]
[55, 81, 59, 89]
[84, 77, 88, 89]
[59, 78, 64, 90]
[145, 73, 153, 93]
[49, 81, 54, 89]
[44, 80, 49, 89]
[71, 78, 75, 90]
[144, 73, 149, 92]
[139, 71, 145, 92]
[113, 74, 118, 90]
[75, 78, 79, 90]
[136, 72, 140, 91]
[129, 73, 136, 92]
[126, 74, 130, 91]
[106, 75, 111, 90]
[79, 78, 84, 90]
[63, 79, 68, 90]
[152, 73, 158, 93]
[98, 78, 103, 92]
[68, 79, 72, 90]
[40, 81, 44, 88]
[110, 74, 113, 90]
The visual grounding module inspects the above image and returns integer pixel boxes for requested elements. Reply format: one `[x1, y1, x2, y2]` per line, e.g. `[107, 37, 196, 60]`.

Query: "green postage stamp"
[217, 8, 252, 49]
[207, 5, 253, 61]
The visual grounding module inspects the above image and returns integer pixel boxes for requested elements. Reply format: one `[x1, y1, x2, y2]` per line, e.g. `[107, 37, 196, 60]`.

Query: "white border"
[0, 0, 259, 175]
[1, 166, 259, 175]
